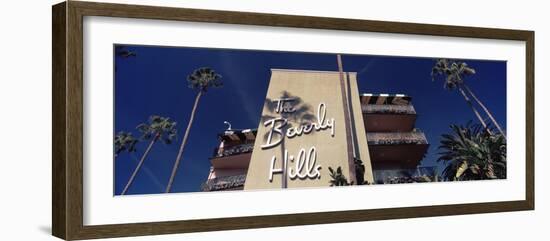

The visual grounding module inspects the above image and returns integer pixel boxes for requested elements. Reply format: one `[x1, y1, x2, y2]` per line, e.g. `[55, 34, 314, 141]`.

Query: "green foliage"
[354, 158, 370, 185]
[187, 67, 223, 92]
[328, 166, 352, 186]
[136, 115, 178, 144]
[328, 160, 370, 186]
[114, 131, 138, 156]
[437, 122, 507, 181]
[431, 58, 476, 90]
[115, 46, 136, 58]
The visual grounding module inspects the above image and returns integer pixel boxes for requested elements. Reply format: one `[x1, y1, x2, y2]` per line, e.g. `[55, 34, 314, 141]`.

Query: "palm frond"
[114, 131, 138, 156]
[136, 115, 178, 144]
[431, 58, 476, 90]
[437, 123, 506, 181]
[187, 67, 223, 92]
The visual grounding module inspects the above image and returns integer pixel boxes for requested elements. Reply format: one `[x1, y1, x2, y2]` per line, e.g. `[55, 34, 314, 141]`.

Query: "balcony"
[362, 105, 417, 132]
[210, 143, 254, 169]
[367, 131, 428, 145]
[367, 131, 429, 169]
[214, 143, 254, 158]
[200, 174, 247, 191]
[362, 104, 416, 115]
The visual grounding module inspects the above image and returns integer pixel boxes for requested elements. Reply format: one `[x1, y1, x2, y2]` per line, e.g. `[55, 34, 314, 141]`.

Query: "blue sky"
[114, 45, 506, 195]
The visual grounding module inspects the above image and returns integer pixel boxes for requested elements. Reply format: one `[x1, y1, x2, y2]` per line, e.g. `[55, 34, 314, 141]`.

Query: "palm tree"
[437, 123, 506, 181]
[115, 46, 137, 58]
[121, 115, 177, 195]
[431, 59, 506, 138]
[328, 166, 352, 186]
[354, 158, 370, 185]
[114, 131, 138, 158]
[165, 67, 223, 193]
[114, 46, 137, 72]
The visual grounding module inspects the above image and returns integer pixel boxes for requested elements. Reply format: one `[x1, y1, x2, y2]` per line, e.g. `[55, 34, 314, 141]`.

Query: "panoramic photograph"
[113, 45, 507, 195]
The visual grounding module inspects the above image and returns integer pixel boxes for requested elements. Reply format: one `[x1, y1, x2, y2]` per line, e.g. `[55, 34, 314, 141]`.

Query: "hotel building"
[201, 129, 257, 191]
[360, 94, 433, 184]
[201, 69, 433, 191]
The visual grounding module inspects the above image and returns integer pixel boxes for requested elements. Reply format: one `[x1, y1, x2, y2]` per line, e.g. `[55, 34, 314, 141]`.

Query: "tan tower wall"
[244, 69, 373, 190]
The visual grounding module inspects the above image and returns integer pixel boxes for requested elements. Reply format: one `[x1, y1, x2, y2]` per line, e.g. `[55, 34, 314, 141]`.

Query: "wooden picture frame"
[52, 1, 534, 240]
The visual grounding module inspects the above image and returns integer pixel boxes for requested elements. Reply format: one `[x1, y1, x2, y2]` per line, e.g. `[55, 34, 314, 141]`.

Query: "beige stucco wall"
[346, 73, 374, 184]
[244, 69, 373, 190]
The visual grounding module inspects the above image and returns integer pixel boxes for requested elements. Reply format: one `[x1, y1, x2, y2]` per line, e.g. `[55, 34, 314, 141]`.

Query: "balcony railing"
[200, 174, 247, 191]
[367, 131, 428, 145]
[213, 143, 254, 158]
[362, 104, 416, 115]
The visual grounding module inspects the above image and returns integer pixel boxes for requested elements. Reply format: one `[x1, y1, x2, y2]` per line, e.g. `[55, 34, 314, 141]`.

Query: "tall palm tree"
[437, 123, 506, 181]
[114, 131, 138, 158]
[431, 59, 506, 138]
[165, 67, 223, 193]
[121, 115, 177, 195]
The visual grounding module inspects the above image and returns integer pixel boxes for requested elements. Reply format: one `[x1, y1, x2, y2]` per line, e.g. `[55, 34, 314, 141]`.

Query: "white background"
[0, 0, 547, 240]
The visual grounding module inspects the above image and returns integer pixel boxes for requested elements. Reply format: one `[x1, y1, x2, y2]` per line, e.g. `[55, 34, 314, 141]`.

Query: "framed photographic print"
[52, 1, 534, 240]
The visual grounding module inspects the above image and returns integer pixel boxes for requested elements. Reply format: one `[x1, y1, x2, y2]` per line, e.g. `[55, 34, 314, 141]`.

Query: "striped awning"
[218, 129, 257, 142]
[360, 93, 412, 105]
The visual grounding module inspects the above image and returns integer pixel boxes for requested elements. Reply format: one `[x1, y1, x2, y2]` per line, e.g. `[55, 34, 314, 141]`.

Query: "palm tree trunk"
[463, 84, 506, 138]
[129, 152, 166, 192]
[457, 86, 493, 135]
[121, 133, 158, 195]
[165, 91, 203, 193]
